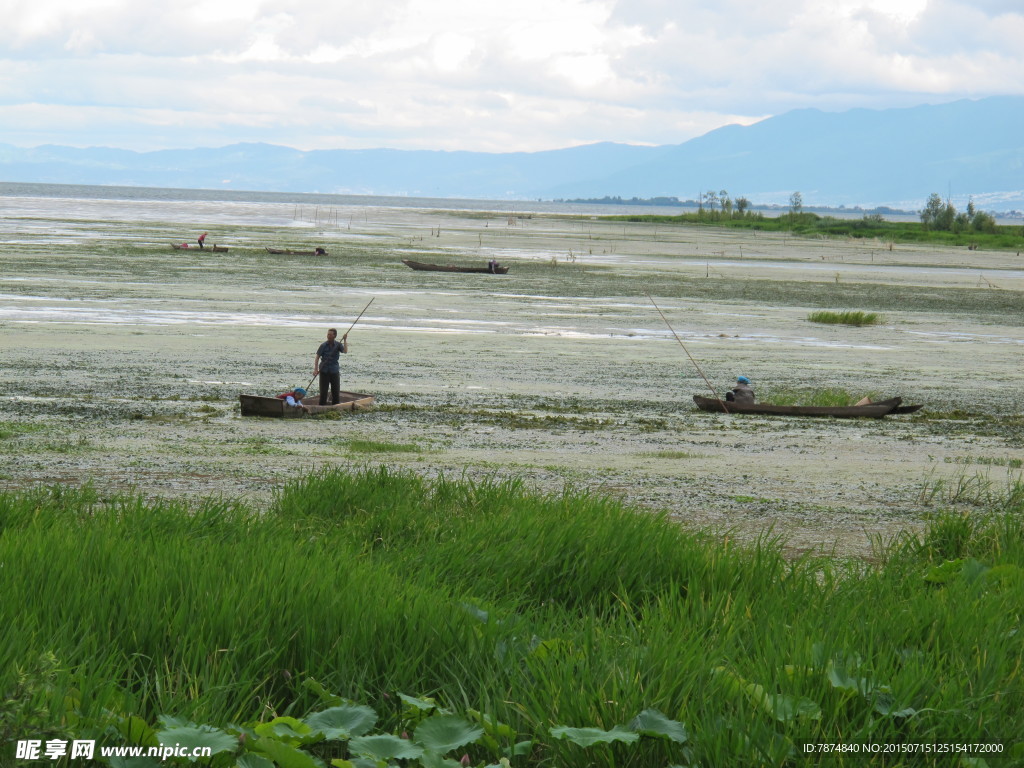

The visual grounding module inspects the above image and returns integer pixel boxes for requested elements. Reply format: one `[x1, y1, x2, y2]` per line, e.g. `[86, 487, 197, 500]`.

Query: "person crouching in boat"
[725, 376, 755, 404]
[276, 386, 308, 411]
[313, 328, 347, 406]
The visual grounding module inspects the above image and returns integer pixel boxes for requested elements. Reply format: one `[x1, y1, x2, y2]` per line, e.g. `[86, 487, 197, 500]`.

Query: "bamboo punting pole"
[646, 293, 728, 412]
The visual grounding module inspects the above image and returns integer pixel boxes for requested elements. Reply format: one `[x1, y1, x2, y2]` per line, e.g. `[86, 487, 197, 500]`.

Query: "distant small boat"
[172, 242, 228, 252]
[402, 259, 509, 274]
[692, 395, 917, 418]
[266, 247, 328, 256]
[239, 392, 374, 418]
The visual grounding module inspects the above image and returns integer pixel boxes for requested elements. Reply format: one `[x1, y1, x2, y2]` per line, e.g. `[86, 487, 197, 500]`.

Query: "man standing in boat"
[313, 328, 348, 406]
[198, 232, 208, 249]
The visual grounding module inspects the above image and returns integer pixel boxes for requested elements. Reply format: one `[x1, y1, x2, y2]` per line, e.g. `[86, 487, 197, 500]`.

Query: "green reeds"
[1, 469, 1022, 766]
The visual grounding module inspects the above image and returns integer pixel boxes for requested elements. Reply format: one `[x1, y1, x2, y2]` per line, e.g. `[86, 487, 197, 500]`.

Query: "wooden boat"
[692, 395, 906, 418]
[171, 243, 228, 252]
[402, 259, 509, 274]
[889, 404, 924, 414]
[239, 392, 374, 418]
[265, 247, 328, 256]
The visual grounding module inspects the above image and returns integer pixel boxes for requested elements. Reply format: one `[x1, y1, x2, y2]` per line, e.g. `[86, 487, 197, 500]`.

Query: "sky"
[1, 0, 1022, 154]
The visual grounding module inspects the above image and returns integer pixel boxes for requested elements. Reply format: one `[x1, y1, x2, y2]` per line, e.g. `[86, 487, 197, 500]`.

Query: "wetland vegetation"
[1, 190, 1023, 765]
[2, 470, 1023, 766]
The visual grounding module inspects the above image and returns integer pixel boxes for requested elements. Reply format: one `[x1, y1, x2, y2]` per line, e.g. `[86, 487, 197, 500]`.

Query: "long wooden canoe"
[239, 392, 374, 417]
[693, 395, 904, 418]
[172, 243, 228, 252]
[402, 259, 509, 274]
[265, 247, 328, 255]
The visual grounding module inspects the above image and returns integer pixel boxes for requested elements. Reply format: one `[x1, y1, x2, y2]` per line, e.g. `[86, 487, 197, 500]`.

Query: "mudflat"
[2, 195, 1022, 558]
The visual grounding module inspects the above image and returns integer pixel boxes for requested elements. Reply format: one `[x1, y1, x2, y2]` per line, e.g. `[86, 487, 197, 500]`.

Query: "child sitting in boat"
[725, 376, 755, 404]
[275, 387, 308, 410]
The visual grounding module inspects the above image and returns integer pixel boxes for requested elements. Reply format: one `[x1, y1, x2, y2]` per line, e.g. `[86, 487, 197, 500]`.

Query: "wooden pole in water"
[646, 293, 728, 411]
[344, 297, 375, 337]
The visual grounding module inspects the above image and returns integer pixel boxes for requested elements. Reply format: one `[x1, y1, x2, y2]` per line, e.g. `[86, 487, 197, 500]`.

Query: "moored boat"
[239, 392, 374, 417]
[172, 243, 228, 252]
[692, 395, 909, 418]
[265, 247, 328, 255]
[402, 259, 509, 274]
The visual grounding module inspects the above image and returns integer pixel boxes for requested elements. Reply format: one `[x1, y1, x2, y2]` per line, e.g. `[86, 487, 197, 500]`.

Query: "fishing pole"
[646, 292, 728, 411]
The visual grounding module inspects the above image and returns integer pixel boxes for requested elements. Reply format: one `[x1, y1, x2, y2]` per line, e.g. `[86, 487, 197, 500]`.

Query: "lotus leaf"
[627, 709, 688, 743]
[305, 704, 377, 741]
[349, 733, 425, 761]
[415, 714, 485, 753]
[549, 725, 640, 747]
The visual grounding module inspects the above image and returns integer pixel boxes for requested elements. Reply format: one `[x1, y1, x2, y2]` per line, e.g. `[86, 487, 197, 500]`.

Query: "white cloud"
[0, 0, 1020, 152]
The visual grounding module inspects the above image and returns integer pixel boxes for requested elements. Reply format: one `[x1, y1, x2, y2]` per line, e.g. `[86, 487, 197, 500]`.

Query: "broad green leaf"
[760, 693, 821, 722]
[826, 661, 870, 694]
[302, 678, 344, 707]
[349, 734, 424, 761]
[398, 692, 448, 717]
[305, 704, 377, 741]
[512, 740, 533, 756]
[627, 709, 688, 743]
[418, 751, 463, 768]
[466, 709, 516, 740]
[528, 638, 573, 661]
[251, 738, 323, 768]
[415, 714, 484, 753]
[549, 725, 640, 747]
[108, 758, 162, 768]
[711, 666, 746, 697]
[961, 558, 990, 584]
[460, 603, 490, 623]
[924, 558, 965, 584]
[118, 715, 160, 747]
[984, 564, 1022, 585]
[872, 692, 918, 718]
[329, 761, 354, 768]
[156, 725, 239, 756]
[254, 716, 316, 744]
[157, 714, 193, 729]
[236, 755, 276, 768]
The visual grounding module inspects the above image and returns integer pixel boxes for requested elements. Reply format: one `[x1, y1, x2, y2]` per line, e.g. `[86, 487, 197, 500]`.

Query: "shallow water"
[2, 186, 1023, 560]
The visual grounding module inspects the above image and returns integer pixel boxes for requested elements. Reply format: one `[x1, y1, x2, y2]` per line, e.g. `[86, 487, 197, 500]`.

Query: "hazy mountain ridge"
[1, 97, 1022, 209]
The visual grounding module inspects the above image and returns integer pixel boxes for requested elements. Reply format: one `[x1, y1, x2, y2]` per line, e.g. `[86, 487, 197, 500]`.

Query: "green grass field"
[2, 469, 1022, 767]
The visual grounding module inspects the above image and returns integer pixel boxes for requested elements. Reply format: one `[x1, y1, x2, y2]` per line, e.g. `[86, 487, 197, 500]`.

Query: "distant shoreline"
[2, 180, 1021, 222]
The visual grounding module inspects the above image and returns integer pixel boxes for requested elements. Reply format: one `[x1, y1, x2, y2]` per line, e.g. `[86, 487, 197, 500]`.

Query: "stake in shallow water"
[646, 293, 728, 412]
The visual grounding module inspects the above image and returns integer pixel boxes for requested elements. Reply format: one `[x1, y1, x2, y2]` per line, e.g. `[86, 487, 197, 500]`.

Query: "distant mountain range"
[2, 96, 1022, 210]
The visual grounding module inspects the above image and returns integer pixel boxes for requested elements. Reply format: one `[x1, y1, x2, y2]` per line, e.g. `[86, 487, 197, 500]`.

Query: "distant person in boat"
[276, 386, 308, 410]
[488, 259, 501, 273]
[314, 328, 348, 406]
[315, 247, 327, 256]
[198, 232, 208, 249]
[725, 376, 755, 404]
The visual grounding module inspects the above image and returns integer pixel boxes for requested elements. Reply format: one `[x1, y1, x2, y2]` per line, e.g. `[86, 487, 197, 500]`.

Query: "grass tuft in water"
[807, 310, 882, 326]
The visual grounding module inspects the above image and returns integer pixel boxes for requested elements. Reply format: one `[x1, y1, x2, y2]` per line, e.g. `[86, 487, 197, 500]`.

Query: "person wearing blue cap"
[725, 376, 755, 404]
[276, 386, 308, 410]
